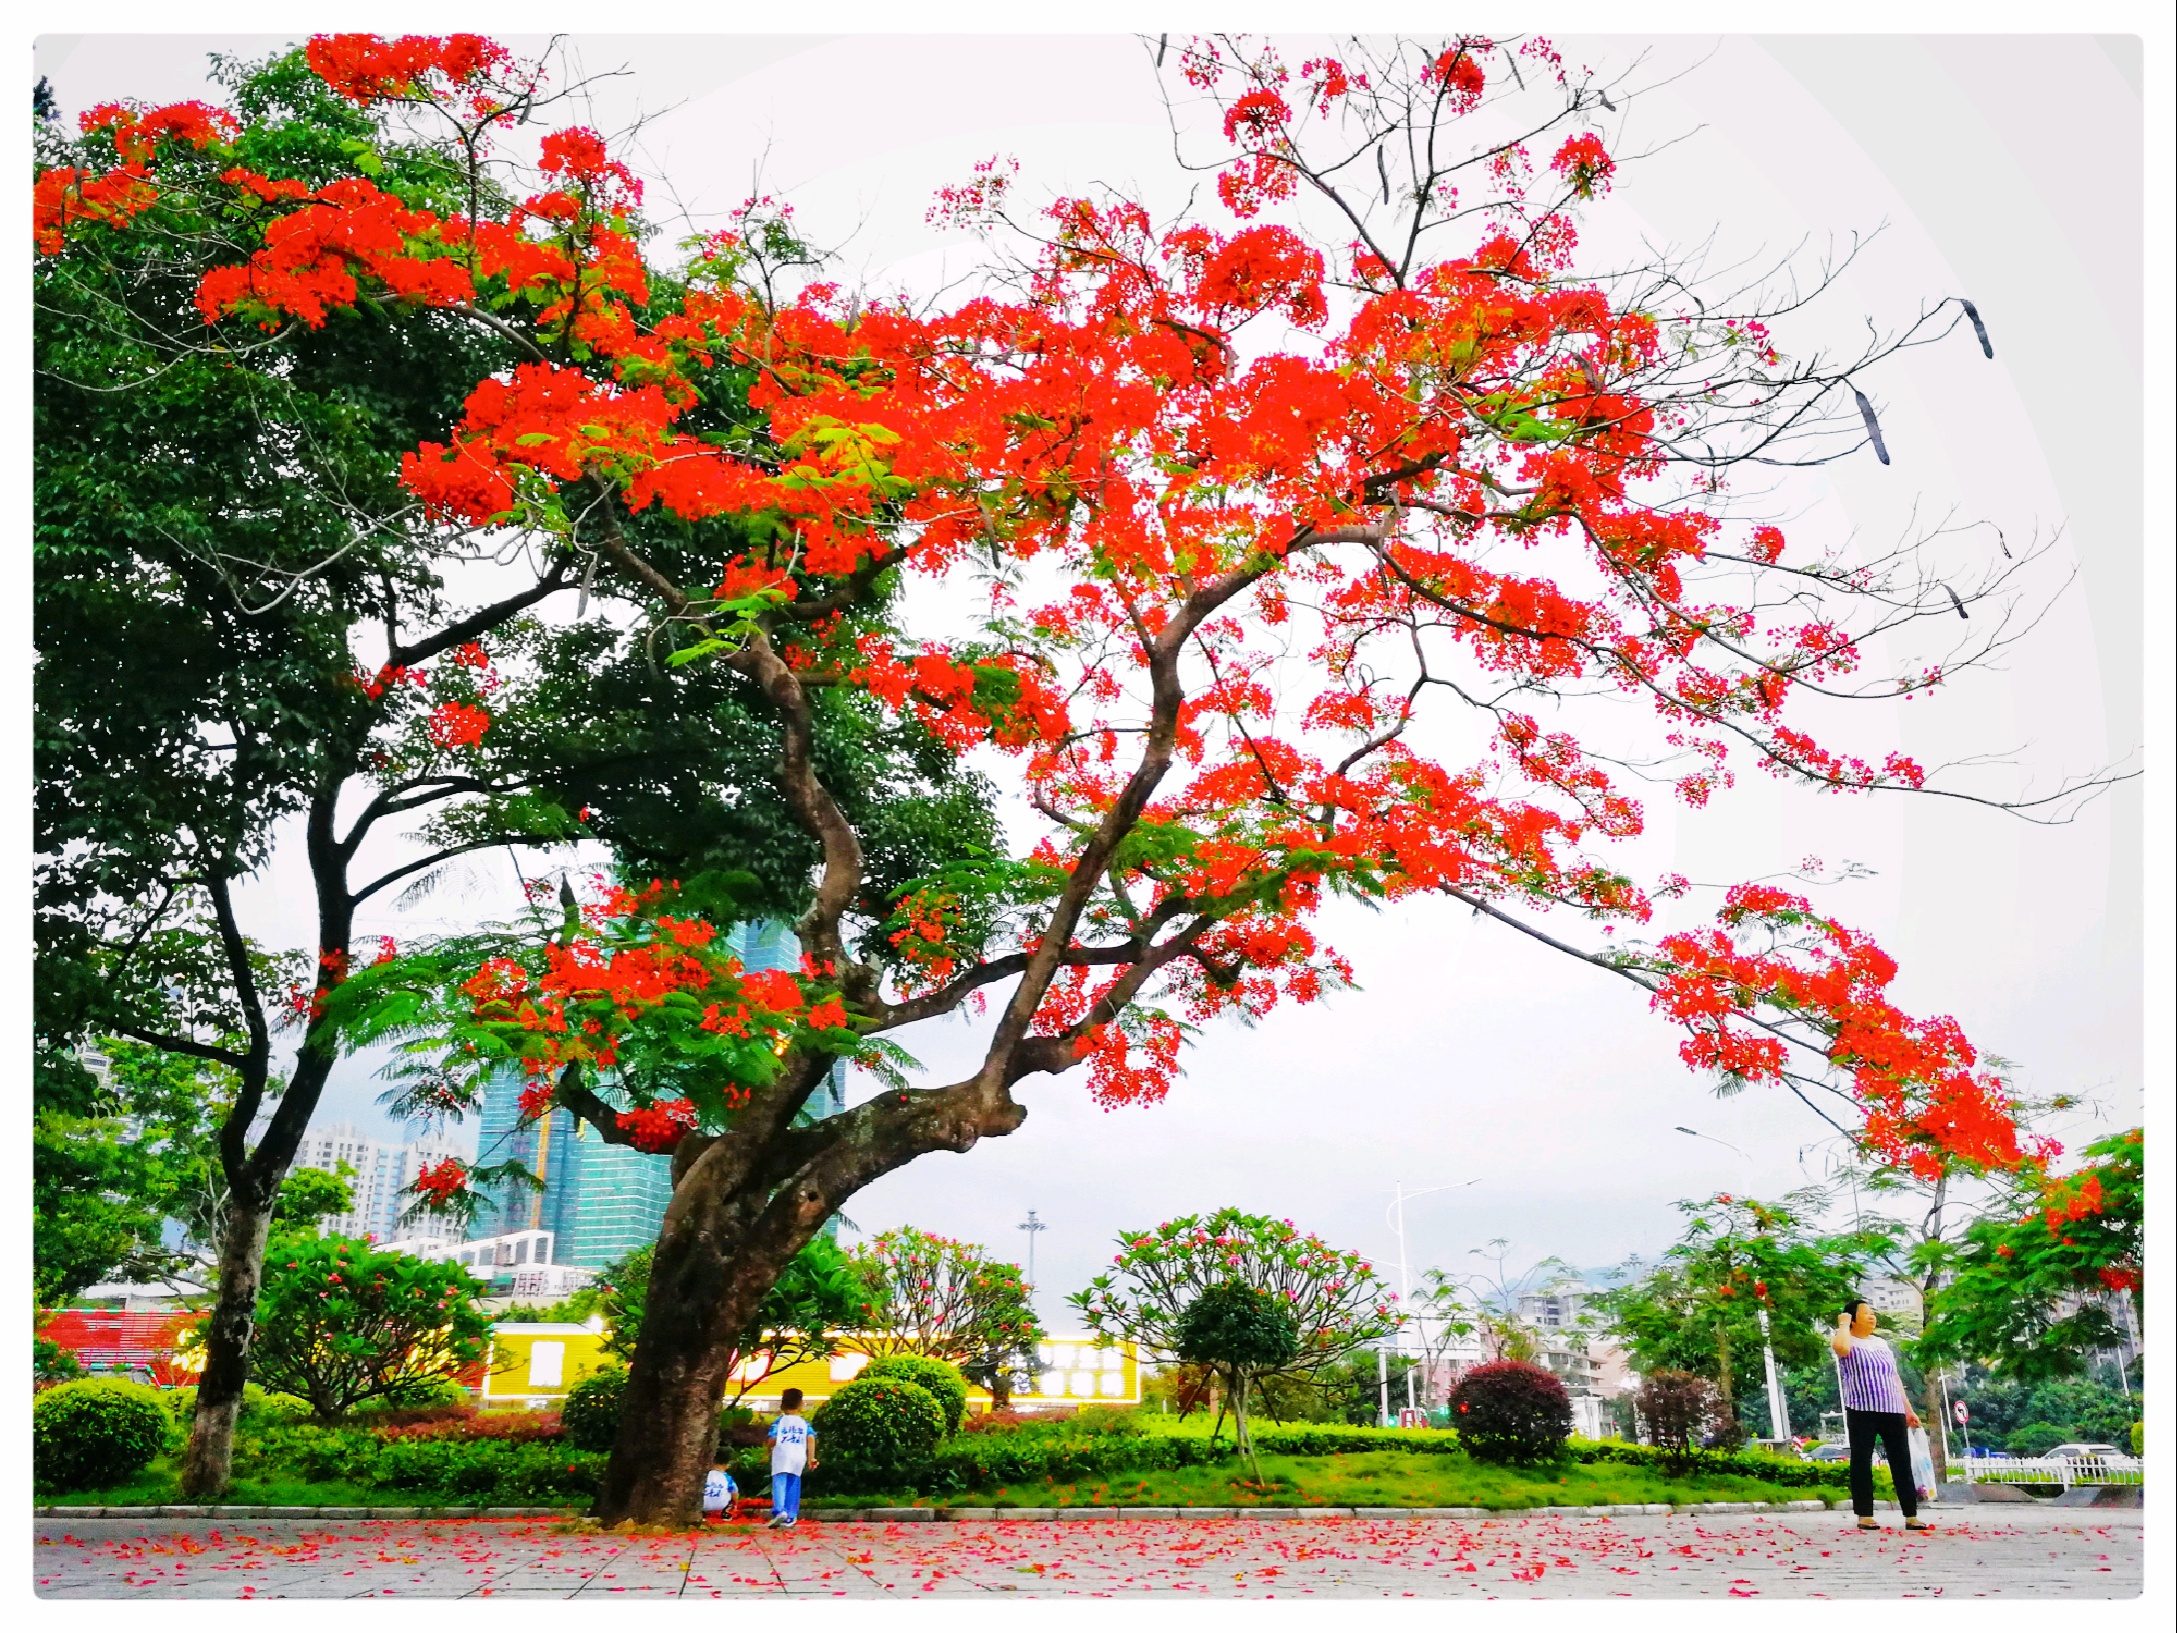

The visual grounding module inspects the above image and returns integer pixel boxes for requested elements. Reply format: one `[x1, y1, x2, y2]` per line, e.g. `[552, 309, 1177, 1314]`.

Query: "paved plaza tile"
[33, 1509, 2143, 1599]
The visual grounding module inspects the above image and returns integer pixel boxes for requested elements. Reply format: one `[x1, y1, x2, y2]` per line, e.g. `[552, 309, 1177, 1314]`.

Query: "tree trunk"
[178, 1199, 272, 1498]
[595, 1210, 800, 1524]
[1714, 1324, 1739, 1443]
[1923, 1369, 1949, 1482]
[594, 1025, 1029, 1522]
[1918, 1168, 1950, 1482]
[1232, 1366, 1261, 1481]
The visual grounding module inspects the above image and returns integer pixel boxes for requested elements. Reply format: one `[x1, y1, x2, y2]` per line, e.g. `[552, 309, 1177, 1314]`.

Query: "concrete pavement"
[32, 1507, 2143, 1598]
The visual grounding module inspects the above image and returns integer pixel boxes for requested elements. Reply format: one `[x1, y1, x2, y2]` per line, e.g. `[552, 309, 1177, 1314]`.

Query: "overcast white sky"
[26, 21, 2159, 1321]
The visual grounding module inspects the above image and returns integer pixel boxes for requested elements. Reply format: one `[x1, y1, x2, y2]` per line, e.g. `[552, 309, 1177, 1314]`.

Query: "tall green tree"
[1592, 1192, 1894, 1440]
[1919, 1130, 2143, 1383]
[34, 48, 588, 1493]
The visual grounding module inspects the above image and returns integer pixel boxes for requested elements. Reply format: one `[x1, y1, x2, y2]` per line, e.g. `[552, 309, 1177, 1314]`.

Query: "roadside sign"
[1953, 1400, 1969, 1424]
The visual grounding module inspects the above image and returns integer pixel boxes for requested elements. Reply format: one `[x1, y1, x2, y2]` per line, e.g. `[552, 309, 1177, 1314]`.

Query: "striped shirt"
[1837, 1334, 1911, 1414]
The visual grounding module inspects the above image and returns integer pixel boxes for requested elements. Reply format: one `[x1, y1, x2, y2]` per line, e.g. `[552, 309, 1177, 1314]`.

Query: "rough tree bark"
[176, 1199, 271, 1495]
[1916, 1170, 1951, 1483]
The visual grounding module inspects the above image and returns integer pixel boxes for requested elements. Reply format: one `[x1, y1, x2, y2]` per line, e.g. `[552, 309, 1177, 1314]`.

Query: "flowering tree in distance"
[243, 1237, 492, 1422]
[847, 1228, 1044, 1385]
[38, 32, 2115, 1520]
[1073, 1207, 1399, 1455]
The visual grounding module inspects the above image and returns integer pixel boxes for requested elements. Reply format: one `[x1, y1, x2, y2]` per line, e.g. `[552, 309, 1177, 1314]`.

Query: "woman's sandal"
[1857, 1517, 1880, 1530]
[1904, 1519, 1935, 1532]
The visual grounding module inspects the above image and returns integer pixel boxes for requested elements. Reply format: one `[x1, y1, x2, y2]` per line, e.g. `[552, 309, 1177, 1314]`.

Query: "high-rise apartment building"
[297, 1122, 466, 1247]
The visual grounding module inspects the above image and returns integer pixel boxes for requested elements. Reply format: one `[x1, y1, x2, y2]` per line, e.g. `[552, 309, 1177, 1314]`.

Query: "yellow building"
[480, 1323, 1138, 1411]
[481, 1321, 617, 1406]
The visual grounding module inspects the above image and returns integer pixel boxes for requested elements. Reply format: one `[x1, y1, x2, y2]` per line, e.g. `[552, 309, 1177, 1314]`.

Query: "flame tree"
[36, 33, 2110, 1520]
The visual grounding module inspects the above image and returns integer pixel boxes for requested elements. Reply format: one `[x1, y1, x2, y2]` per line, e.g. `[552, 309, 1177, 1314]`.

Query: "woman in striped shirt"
[1831, 1298, 1933, 1531]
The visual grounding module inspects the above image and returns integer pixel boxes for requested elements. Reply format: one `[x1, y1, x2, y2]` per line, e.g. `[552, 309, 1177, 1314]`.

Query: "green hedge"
[369, 1439, 606, 1503]
[816, 1423, 1463, 1498]
[226, 1421, 604, 1505]
[805, 1424, 1879, 1502]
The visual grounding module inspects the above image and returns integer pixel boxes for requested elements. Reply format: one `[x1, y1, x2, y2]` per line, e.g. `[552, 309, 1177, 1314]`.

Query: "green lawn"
[816, 1448, 1850, 1512]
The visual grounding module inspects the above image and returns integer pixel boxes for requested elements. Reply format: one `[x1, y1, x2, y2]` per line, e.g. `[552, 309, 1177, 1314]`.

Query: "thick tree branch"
[203, 869, 272, 1190]
[388, 556, 576, 669]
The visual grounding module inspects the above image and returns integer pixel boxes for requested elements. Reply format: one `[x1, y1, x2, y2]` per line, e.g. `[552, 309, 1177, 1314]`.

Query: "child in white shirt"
[701, 1459, 739, 1522]
[766, 1387, 817, 1528]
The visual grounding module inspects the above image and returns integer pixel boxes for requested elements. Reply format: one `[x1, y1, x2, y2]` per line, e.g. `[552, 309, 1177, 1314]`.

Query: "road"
[33, 1508, 2142, 1598]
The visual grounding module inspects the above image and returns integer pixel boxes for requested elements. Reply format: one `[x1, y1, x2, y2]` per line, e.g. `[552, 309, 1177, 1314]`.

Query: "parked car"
[1802, 1441, 1850, 1463]
[1960, 1447, 2013, 1460]
[2045, 1443, 2125, 1461]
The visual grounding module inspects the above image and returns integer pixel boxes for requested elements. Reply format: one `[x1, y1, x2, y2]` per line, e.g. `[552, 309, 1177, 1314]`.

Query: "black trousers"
[1845, 1408, 1919, 1518]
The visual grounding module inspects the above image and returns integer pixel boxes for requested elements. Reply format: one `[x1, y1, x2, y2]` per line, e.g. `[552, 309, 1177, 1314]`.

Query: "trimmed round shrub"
[1176, 1280, 1300, 1371]
[812, 1376, 946, 1484]
[560, 1364, 627, 1453]
[2132, 1421, 2144, 1458]
[34, 1378, 172, 1492]
[1450, 1360, 1573, 1464]
[378, 1376, 467, 1412]
[860, 1355, 969, 1436]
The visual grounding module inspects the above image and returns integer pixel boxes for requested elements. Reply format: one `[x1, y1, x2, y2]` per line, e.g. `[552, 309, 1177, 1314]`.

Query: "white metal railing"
[1963, 1453, 2143, 1488]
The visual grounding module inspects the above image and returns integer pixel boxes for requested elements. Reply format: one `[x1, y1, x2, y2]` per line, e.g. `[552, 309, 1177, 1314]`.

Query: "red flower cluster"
[1652, 884, 2027, 1177]
[411, 1156, 469, 1206]
[616, 1097, 699, 1153]
[427, 700, 492, 749]
[1551, 132, 1615, 199]
[34, 100, 234, 255]
[303, 34, 509, 104]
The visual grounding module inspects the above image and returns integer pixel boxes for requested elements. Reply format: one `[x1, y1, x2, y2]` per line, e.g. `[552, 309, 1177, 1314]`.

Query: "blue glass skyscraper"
[468, 918, 845, 1263]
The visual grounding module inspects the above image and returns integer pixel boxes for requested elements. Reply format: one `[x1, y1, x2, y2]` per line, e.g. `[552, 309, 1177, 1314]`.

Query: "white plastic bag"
[1907, 1426, 1937, 1499]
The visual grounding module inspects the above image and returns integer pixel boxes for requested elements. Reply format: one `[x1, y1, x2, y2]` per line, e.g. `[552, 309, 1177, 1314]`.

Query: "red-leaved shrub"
[373, 1409, 562, 1444]
[1451, 1360, 1574, 1463]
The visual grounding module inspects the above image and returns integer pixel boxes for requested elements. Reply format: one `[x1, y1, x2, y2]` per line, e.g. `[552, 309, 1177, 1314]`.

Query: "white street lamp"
[1383, 1179, 1479, 1424]
[1016, 1210, 1046, 1294]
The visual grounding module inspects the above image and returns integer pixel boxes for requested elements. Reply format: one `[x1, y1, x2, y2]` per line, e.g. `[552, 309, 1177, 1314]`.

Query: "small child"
[766, 1387, 817, 1528]
[701, 1456, 739, 1523]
